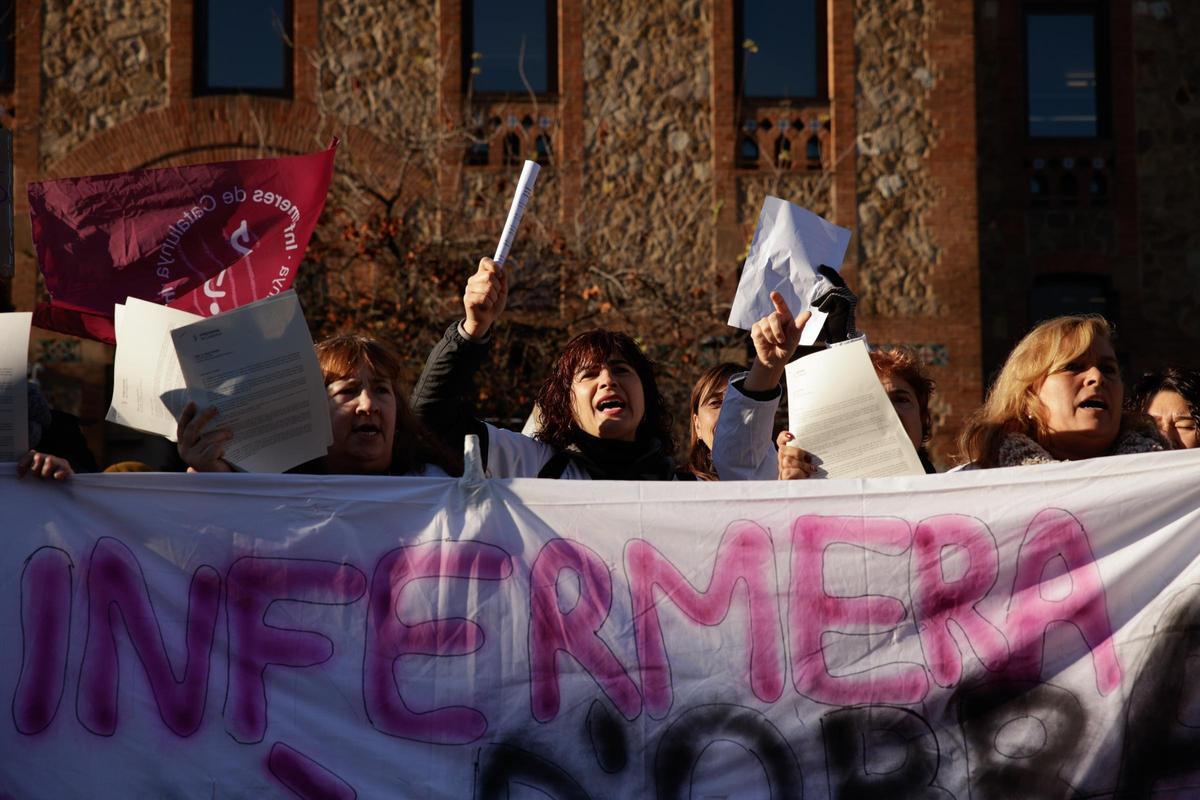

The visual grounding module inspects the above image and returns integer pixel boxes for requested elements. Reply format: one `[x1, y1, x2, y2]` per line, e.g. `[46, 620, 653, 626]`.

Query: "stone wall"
[736, 172, 833, 241]
[1132, 0, 1200, 359]
[853, 0, 941, 317]
[316, 0, 439, 144]
[580, 0, 714, 317]
[40, 0, 169, 165]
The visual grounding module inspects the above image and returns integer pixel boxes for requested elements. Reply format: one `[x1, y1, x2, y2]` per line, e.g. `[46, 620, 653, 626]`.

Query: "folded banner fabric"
[27, 141, 338, 343]
[4, 448, 1200, 797]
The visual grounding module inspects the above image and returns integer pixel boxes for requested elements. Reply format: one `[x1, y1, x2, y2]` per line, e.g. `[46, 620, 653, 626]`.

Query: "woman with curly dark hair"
[1129, 366, 1199, 449]
[412, 257, 683, 480]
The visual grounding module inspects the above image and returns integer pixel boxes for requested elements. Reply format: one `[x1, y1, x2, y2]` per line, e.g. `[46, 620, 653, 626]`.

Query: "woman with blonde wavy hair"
[957, 314, 1162, 469]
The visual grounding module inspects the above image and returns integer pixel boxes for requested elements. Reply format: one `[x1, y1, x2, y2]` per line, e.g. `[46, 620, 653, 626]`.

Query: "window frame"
[0, 0, 14, 94]
[193, 0, 295, 98]
[733, 0, 828, 104]
[462, 0, 559, 99]
[1021, 0, 1111, 142]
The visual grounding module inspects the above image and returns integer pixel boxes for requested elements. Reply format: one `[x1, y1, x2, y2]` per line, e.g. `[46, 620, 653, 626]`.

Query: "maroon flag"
[28, 140, 339, 342]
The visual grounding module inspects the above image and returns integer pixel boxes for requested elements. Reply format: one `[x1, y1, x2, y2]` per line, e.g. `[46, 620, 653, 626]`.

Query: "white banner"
[4, 449, 1200, 798]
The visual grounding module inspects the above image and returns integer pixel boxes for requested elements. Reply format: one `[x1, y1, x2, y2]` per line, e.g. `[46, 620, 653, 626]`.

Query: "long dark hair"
[534, 330, 675, 457]
[316, 334, 462, 476]
[686, 362, 741, 480]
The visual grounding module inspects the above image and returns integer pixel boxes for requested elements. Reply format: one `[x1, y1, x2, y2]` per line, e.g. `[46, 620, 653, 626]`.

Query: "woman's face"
[1147, 390, 1199, 449]
[325, 363, 397, 474]
[880, 375, 924, 451]
[570, 358, 646, 441]
[1033, 337, 1123, 460]
[692, 384, 727, 451]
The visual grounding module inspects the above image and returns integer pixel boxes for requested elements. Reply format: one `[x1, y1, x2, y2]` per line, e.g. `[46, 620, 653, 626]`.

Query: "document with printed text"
[106, 298, 202, 440]
[170, 291, 331, 473]
[785, 338, 925, 478]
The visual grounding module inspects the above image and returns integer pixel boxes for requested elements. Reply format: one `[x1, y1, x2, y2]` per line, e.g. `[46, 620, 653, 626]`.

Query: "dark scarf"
[542, 431, 683, 480]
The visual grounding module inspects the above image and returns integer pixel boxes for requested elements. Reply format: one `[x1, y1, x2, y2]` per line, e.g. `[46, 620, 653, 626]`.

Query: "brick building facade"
[2, 0, 1191, 468]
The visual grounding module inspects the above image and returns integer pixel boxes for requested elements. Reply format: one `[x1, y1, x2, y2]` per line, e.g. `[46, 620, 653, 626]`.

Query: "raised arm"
[744, 291, 810, 392]
[711, 293, 811, 480]
[410, 258, 508, 462]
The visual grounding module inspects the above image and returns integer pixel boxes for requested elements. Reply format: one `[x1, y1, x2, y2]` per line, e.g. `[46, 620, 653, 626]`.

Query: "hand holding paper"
[776, 431, 817, 480]
[728, 196, 852, 342]
[744, 292, 811, 393]
[462, 257, 509, 339]
[175, 402, 234, 472]
[169, 291, 332, 473]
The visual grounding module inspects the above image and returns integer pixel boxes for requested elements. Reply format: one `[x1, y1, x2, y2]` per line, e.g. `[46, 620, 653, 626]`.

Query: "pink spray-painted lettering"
[363, 541, 512, 745]
[626, 522, 785, 718]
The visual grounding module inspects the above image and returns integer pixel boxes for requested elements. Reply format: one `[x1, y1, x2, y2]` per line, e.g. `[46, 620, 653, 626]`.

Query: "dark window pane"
[0, 0, 13, 92]
[1031, 275, 1111, 324]
[1026, 13, 1099, 138]
[740, 0, 819, 99]
[468, 2, 551, 94]
[200, 0, 290, 93]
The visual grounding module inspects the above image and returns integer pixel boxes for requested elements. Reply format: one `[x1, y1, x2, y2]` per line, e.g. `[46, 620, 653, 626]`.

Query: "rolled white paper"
[493, 160, 541, 267]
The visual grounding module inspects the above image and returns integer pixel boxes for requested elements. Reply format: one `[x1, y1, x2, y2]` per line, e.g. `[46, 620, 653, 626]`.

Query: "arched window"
[194, 0, 293, 97]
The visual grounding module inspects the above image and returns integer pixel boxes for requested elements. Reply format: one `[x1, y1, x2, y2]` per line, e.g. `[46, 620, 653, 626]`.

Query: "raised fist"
[462, 257, 509, 339]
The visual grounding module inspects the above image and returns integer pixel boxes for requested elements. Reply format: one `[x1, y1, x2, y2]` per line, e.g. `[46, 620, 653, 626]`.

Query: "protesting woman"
[1128, 366, 1199, 450]
[957, 315, 1162, 468]
[177, 334, 458, 476]
[411, 257, 682, 480]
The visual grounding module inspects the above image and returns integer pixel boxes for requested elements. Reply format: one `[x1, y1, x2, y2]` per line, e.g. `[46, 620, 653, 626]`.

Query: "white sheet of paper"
[784, 339, 925, 479]
[170, 291, 332, 473]
[493, 160, 540, 267]
[727, 196, 852, 332]
[0, 312, 31, 460]
[106, 299, 203, 440]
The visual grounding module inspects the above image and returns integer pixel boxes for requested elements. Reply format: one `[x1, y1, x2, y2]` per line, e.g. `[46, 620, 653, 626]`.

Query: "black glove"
[810, 265, 858, 344]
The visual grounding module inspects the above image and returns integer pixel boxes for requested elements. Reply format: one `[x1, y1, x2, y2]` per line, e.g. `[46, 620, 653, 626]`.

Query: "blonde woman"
[957, 315, 1162, 468]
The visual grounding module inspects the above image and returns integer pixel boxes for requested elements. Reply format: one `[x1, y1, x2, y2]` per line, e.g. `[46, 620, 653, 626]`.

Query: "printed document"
[0, 312, 31, 460]
[170, 291, 332, 473]
[785, 339, 925, 478]
[106, 299, 202, 439]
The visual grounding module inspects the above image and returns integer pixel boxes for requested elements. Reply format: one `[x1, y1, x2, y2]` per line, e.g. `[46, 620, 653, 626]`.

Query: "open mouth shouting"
[352, 421, 385, 437]
[1078, 396, 1109, 411]
[596, 396, 628, 417]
